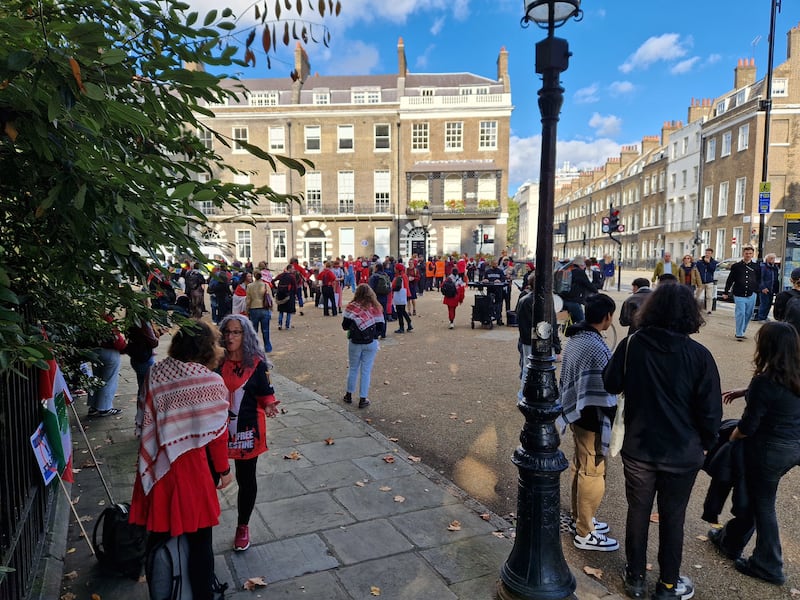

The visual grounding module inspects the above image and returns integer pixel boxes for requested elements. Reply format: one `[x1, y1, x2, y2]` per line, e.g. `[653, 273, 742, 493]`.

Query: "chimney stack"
[687, 98, 714, 123]
[398, 37, 407, 77]
[734, 58, 757, 90]
[497, 47, 510, 93]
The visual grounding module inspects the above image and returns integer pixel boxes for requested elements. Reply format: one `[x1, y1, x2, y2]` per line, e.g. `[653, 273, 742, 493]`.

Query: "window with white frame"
[671, 142, 678, 160]
[234, 174, 251, 214]
[716, 100, 727, 116]
[236, 229, 252, 261]
[272, 229, 287, 259]
[734, 177, 747, 213]
[443, 175, 462, 204]
[375, 227, 390, 259]
[701, 230, 710, 248]
[479, 121, 497, 150]
[352, 89, 380, 104]
[374, 124, 390, 150]
[670, 173, 677, 190]
[732, 227, 743, 256]
[249, 91, 278, 107]
[197, 128, 213, 150]
[270, 173, 287, 215]
[715, 228, 726, 260]
[643, 177, 650, 196]
[338, 171, 354, 214]
[233, 127, 248, 153]
[718, 181, 729, 216]
[693, 166, 699, 185]
[682, 137, 689, 154]
[477, 174, 495, 203]
[421, 88, 435, 97]
[706, 138, 716, 162]
[738, 124, 750, 151]
[312, 91, 330, 104]
[703, 186, 713, 218]
[736, 89, 747, 106]
[269, 126, 285, 151]
[305, 171, 322, 214]
[374, 170, 391, 214]
[305, 125, 321, 152]
[196, 175, 214, 214]
[681, 170, 687, 188]
[442, 226, 462, 254]
[337, 125, 354, 151]
[721, 131, 732, 157]
[410, 176, 427, 204]
[772, 78, 788, 97]
[412, 122, 429, 151]
[339, 227, 355, 259]
[444, 122, 463, 151]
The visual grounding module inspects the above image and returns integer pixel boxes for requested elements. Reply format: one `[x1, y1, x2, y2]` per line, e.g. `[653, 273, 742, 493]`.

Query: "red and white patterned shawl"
[343, 301, 385, 331]
[138, 356, 229, 496]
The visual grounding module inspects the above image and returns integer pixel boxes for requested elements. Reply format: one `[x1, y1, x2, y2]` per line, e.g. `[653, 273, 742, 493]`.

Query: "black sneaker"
[358, 398, 370, 409]
[734, 557, 785, 585]
[707, 528, 739, 560]
[342, 392, 353, 404]
[621, 567, 646, 599]
[652, 575, 694, 599]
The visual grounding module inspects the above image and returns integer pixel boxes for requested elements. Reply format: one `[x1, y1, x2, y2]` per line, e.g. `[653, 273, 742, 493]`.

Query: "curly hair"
[351, 283, 381, 310]
[753, 321, 800, 396]
[169, 320, 223, 369]
[218, 314, 267, 369]
[635, 282, 704, 334]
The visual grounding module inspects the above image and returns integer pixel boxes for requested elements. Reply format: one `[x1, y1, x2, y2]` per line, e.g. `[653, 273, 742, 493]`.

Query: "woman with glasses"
[217, 315, 280, 553]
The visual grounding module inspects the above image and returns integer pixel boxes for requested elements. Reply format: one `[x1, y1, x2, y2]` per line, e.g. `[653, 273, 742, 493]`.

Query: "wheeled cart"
[468, 282, 505, 329]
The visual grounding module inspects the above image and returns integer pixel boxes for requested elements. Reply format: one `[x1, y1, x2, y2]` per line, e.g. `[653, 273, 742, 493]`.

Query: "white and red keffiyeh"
[138, 357, 229, 496]
[343, 301, 385, 331]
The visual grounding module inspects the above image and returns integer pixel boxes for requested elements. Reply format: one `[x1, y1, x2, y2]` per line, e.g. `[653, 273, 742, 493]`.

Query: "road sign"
[617, 224, 625, 233]
[759, 182, 771, 193]
[758, 192, 771, 214]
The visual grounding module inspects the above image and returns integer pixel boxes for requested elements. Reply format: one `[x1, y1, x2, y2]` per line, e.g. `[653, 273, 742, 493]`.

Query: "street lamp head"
[522, 0, 581, 29]
[420, 204, 432, 229]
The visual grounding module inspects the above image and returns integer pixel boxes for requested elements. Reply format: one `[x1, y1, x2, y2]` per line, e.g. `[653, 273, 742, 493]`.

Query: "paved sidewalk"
[52, 353, 623, 600]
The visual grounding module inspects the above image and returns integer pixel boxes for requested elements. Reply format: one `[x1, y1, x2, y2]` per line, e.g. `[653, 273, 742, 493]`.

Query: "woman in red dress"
[218, 314, 280, 552]
[129, 320, 231, 600]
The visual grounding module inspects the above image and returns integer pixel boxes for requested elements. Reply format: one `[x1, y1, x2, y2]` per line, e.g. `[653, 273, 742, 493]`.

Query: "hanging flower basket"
[477, 199, 499, 211]
[444, 199, 465, 212]
[408, 200, 428, 211]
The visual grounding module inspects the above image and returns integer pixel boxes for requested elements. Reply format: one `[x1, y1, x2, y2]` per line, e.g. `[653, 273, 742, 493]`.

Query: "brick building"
[191, 40, 512, 266]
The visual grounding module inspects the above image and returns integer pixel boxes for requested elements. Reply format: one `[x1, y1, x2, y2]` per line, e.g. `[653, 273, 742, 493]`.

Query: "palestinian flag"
[40, 359, 74, 483]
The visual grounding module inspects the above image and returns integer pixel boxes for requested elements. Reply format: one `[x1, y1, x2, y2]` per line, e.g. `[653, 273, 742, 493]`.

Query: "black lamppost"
[420, 204, 432, 262]
[264, 220, 271, 264]
[498, 2, 580, 599]
[757, 0, 779, 262]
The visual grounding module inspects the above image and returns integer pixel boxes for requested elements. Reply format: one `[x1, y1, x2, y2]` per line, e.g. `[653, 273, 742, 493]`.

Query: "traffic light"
[472, 229, 479, 244]
[483, 233, 489, 243]
[601, 215, 611, 233]
[609, 209, 621, 232]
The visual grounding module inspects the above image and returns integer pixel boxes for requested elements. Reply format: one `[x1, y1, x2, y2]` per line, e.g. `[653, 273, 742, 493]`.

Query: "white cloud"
[574, 83, 600, 104]
[705, 53, 722, 66]
[588, 113, 622, 137]
[414, 44, 436, 70]
[670, 57, 700, 75]
[508, 134, 621, 191]
[608, 80, 634, 96]
[619, 33, 690, 73]
[319, 40, 381, 75]
[430, 16, 446, 35]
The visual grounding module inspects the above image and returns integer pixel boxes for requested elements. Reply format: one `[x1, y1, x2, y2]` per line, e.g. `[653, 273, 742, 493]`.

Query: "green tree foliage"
[506, 196, 519, 249]
[0, 0, 316, 372]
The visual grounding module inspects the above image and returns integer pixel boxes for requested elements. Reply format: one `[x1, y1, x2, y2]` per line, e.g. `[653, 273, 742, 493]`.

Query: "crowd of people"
[75, 242, 800, 598]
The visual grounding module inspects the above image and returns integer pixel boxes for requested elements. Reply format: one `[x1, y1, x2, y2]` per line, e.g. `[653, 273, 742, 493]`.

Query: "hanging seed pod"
[292, 22, 298, 40]
[275, 0, 281, 20]
[283, 21, 290, 45]
[246, 29, 255, 48]
[254, 4, 260, 19]
[335, 0, 341, 16]
[262, 26, 271, 54]
[318, 0, 325, 17]
[301, 25, 308, 43]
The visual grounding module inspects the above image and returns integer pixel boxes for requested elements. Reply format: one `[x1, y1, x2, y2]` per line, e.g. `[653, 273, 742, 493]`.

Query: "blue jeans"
[88, 348, 122, 411]
[130, 357, 154, 401]
[347, 340, 379, 399]
[376, 296, 388, 337]
[295, 287, 304, 308]
[249, 308, 272, 352]
[562, 300, 585, 324]
[718, 438, 800, 581]
[757, 291, 773, 320]
[734, 293, 756, 337]
[277, 311, 292, 329]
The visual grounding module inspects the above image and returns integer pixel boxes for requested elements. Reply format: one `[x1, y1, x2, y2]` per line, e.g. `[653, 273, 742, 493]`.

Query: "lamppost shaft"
[757, 0, 779, 261]
[498, 31, 575, 600]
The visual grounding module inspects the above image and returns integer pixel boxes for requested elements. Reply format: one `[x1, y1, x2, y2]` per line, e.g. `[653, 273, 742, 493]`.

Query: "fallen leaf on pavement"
[407, 455, 421, 462]
[355, 481, 366, 487]
[370, 586, 381, 596]
[447, 520, 462, 531]
[364, 418, 372, 424]
[91, 595, 101, 600]
[789, 587, 800, 597]
[649, 513, 659, 523]
[283, 451, 301, 460]
[696, 535, 708, 541]
[646, 563, 653, 571]
[379, 486, 392, 492]
[480, 513, 491, 521]
[693, 564, 702, 569]
[464, 419, 474, 424]
[97, 500, 105, 506]
[383, 380, 390, 385]
[583, 566, 603, 579]
[393, 495, 405, 503]
[324, 438, 335, 445]
[66, 548, 76, 554]
[492, 531, 506, 538]
[71, 496, 80, 505]
[80, 461, 98, 469]
[382, 455, 395, 463]
[280, 408, 287, 414]
[388, 437, 399, 442]
[60, 593, 76, 600]
[243, 576, 268, 590]
[71, 468, 81, 474]
[78, 515, 93, 522]
[63, 571, 78, 581]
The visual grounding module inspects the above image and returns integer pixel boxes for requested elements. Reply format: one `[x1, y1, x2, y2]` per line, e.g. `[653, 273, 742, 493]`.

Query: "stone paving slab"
[336, 554, 459, 600]
[229, 533, 339, 584]
[321, 519, 415, 565]
[420, 534, 512, 585]
[296, 436, 389, 464]
[294, 459, 372, 492]
[254, 491, 356, 537]
[389, 504, 498, 548]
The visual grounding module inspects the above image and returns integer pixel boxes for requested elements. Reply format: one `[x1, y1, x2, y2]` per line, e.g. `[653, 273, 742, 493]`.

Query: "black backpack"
[374, 273, 391, 295]
[441, 278, 457, 298]
[92, 503, 147, 579]
[782, 291, 800, 333]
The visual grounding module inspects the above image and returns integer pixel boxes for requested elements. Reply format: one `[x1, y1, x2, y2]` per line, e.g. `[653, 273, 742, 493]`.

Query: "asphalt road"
[267, 274, 798, 599]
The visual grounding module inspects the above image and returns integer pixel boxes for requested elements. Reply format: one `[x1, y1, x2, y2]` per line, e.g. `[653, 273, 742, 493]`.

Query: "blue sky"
[194, 0, 800, 195]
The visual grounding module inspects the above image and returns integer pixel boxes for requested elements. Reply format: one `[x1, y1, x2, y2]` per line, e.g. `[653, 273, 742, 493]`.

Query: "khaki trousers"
[570, 424, 607, 537]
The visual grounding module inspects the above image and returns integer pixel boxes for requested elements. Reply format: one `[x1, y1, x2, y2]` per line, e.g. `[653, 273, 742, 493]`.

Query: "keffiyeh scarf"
[343, 301, 385, 331]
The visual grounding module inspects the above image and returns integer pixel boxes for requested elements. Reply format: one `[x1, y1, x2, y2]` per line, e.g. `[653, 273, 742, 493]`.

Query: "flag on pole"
[40, 359, 74, 483]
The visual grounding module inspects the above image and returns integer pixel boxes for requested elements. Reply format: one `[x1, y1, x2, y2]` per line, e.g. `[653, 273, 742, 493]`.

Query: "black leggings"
[235, 457, 258, 525]
[147, 528, 214, 600]
[395, 304, 412, 330]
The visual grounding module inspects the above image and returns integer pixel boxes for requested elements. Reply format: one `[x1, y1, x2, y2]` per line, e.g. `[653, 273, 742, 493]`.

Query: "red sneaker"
[234, 524, 250, 551]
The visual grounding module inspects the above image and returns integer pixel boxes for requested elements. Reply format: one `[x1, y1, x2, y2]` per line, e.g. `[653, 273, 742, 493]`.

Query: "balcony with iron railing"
[400, 93, 512, 110]
[406, 200, 501, 218]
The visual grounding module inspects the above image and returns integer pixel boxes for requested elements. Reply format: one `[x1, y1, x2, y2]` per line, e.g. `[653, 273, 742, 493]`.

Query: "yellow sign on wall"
[759, 182, 771, 193]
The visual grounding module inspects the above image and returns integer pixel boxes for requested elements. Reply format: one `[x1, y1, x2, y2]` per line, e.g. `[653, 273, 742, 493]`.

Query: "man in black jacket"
[558, 256, 598, 324]
[619, 278, 651, 335]
[694, 248, 718, 315]
[722, 245, 761, 340]
[755, 253, 779, 321]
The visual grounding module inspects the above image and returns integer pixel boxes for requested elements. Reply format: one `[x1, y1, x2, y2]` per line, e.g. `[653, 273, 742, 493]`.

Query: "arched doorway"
[303, 227, 328, 264]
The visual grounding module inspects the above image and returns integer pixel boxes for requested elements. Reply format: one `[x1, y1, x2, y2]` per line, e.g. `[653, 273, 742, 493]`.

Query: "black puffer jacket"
[603, 327, 722, 469]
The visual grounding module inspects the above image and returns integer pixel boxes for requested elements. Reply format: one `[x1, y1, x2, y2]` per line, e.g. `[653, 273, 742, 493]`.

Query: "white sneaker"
[573, 530, 619, 551]
[448, 322, 454, 329]
[568, 517, 610, 535]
